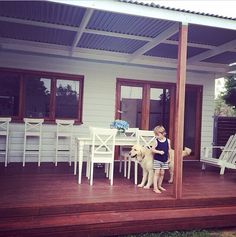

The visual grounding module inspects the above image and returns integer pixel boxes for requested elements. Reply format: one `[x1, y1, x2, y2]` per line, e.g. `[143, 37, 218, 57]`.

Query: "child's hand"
[159, 150, 164, 155]
[151, 148, 156, 153]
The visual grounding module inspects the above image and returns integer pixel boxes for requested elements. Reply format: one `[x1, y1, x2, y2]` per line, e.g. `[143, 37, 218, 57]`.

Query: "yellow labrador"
[129, 144, 191, 189]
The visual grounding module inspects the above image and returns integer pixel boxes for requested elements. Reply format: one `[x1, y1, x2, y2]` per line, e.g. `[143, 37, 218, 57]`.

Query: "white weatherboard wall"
[0, 51, 215, 163]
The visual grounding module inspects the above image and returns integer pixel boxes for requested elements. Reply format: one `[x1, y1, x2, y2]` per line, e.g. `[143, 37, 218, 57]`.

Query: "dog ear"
[140, 146, 146, 158]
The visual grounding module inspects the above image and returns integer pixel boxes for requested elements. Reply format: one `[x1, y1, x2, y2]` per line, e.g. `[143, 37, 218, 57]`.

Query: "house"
[0, 1, 235, 236]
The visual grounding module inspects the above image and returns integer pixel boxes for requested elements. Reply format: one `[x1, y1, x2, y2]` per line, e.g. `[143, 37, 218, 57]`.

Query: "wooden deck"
[0, 161, 235, 236]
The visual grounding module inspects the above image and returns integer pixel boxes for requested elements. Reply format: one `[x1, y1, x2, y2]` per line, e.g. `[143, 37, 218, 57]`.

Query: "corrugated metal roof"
[0, 1, 86, 27]
[0, 21, 76, 46]
[203, 52, 236, 64]
[78, 33, 148, 53]
[169, 25, 236, 46]
[0, 1, 235, 68]
[87, 10, 175, 38]
[119, 0, 236, 21]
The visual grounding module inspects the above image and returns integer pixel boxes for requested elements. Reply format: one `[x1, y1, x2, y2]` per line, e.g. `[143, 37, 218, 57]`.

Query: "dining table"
[75, 135, 138, 184]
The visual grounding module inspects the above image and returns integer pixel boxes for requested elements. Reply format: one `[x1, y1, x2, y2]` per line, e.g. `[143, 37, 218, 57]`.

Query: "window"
[24, 76, 51, 118]
[0, 72, 20, 117]
[120, 85, 143, 128]
[56, 79, 80, 118]
[0, 69, 84, 123]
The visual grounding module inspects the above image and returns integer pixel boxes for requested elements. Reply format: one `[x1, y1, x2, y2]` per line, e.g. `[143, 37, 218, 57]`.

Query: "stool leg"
[55, 136, 58, 166]
[23, 135, 26, 167]
[74, 140, 77, 175]
[38, 135, 42, 167]
[5, 135, 9, 167]
[69, 136, 72, 166]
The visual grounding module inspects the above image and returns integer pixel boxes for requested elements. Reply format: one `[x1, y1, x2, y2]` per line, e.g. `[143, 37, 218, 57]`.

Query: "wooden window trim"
[0, 67, 84, 124]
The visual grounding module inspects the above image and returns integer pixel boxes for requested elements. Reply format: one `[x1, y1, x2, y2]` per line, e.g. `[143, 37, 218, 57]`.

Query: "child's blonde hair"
[154, 125, 166, 136]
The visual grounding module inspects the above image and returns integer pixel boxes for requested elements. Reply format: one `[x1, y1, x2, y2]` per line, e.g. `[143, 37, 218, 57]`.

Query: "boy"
[151, 125, 171, 193]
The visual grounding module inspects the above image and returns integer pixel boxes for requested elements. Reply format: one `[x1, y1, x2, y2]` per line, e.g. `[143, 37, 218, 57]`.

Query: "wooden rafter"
[188, 39, 236, 64]
[71, 9, 94, 50]
[127, 23, 179, 62]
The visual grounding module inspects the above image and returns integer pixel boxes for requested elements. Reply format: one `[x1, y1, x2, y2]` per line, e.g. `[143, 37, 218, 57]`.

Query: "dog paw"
[143, 185, 150, 189]
[138, 184, 144, 188]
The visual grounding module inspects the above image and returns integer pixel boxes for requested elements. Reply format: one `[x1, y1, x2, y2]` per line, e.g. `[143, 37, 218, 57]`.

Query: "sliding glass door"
[116, 79, 202, 160]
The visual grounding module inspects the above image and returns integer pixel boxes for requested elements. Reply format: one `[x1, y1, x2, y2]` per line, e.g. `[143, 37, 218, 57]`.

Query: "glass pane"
[149, 88, 170, 133]
[24, 76, 51, 118]
[0, 72, 20, 116]
[56, 80, 79, 118]
[184, 89, 197, 154]
[120, 86, 142, 128]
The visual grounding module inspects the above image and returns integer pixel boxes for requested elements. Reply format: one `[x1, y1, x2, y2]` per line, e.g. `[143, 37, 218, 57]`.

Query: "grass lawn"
[117, 228, 236, 237]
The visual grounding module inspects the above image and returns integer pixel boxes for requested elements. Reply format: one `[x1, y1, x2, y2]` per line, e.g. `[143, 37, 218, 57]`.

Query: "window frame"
[0, 68, 84, 124]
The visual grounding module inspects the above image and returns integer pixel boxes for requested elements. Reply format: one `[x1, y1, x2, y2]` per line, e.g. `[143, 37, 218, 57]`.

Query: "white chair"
[23, 118, 44, 167]
[119, 128, 139, 177]
[55, 119, 75, 166]
[0, 117, 11, 167]
[201, 134, 236, 175]
[88, 127, 117, 186]
[127, 130, 156, 185]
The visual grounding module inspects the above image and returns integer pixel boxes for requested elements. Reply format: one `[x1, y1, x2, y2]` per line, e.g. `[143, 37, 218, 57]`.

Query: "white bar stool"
[55, 119, 74, 166]
[0, 117, 11, 167]
[23, 118, 44, 167]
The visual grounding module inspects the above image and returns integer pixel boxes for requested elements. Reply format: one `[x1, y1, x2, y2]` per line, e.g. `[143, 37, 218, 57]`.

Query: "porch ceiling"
[0, 1, 236, 74]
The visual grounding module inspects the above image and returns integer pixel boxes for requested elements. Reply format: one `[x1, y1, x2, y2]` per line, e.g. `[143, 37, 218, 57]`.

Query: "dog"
[129, 144, 191, 189]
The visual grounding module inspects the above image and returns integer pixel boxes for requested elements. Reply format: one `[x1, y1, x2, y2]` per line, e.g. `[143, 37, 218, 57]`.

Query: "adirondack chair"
[201, 134, 236, 175]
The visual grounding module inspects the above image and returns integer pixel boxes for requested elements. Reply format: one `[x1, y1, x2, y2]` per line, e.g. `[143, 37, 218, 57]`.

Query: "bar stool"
[55, 119, 74, 166]
[0, 117, 11, 167]
[23, 118, 44, 167]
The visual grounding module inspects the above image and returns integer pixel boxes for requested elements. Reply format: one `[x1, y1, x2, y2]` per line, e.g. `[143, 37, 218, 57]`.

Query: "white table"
[75, 136, 137, 184]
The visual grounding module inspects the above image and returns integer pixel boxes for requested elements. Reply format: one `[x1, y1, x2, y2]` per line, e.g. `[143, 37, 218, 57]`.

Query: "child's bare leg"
[153, 169, 161, 193]
[158, 169, 166, 191]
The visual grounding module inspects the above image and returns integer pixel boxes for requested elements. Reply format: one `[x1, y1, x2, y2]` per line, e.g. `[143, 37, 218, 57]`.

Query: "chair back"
[123, 128, 139, 138]
[24, 118, 44, 136]
[0, 117, 11, 136]
[137, 130, 156, 148]
[56, 119, 74, 137]
[90, 127, 117, 161]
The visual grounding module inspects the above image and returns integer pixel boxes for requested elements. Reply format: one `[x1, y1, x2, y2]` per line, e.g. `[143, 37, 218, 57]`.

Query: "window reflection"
[149, 88, 170, 132]
[120, 86, 143, 128]
[0, 73, 20, 116]
[24, 77, 51, 118]
[56, 80, 79, 118]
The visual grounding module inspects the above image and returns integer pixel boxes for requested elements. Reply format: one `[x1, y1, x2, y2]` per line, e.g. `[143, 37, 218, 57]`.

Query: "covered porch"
[0, 0, 236, 236]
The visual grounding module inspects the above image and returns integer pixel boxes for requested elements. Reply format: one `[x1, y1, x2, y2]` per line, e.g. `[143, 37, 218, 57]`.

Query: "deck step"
[1, 196, 236, 218]
[0, 205, 236, 237]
